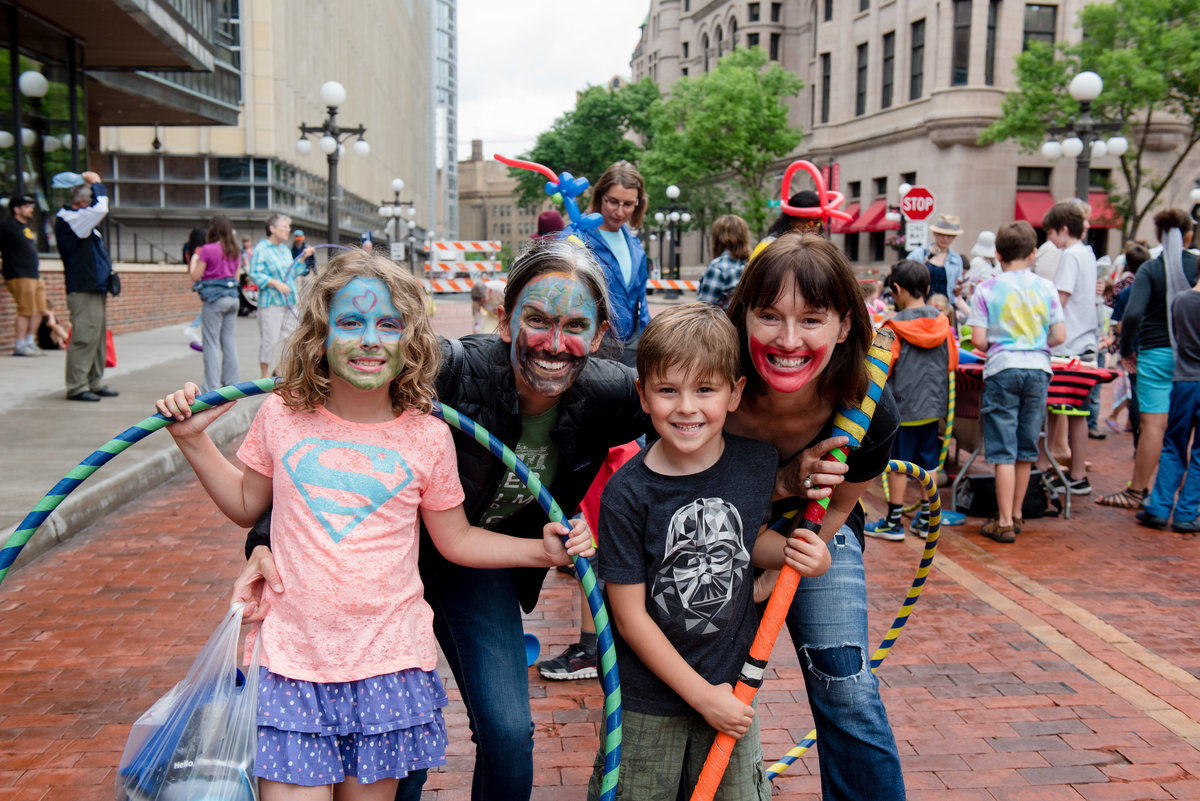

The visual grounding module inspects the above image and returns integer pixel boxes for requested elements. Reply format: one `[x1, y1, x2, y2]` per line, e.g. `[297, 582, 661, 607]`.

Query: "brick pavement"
[3, 298, 1200, 799]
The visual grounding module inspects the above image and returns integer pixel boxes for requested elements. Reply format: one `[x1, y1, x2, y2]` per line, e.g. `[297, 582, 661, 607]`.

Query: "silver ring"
[803, 475, 815, 490]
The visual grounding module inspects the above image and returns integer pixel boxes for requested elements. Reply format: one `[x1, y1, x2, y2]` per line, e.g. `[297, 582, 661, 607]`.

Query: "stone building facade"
[631, 0, 1200, 269]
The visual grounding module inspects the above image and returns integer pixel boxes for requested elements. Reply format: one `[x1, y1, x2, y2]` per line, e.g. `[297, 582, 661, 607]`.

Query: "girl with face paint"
[723, 233, 908, 801]
[154, 249, 596, 801]
[230, 239, 650, 801]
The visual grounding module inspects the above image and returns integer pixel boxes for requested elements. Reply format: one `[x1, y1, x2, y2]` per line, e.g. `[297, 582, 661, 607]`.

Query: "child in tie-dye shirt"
[967, 221, 1066, 543]
[154, 250, 594, 801]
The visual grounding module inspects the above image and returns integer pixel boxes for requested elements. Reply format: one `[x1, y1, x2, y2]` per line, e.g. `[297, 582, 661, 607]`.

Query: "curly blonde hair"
[275, 249, 440, 415]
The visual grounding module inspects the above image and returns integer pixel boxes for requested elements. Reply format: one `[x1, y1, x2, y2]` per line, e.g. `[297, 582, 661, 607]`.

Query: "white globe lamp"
[319, 81, 347, 106]
[18, 70, 49, 98]
[1069, 71, 1103, 103]
[1061, 136, 1085, 158]
[295, 138, 313, 156]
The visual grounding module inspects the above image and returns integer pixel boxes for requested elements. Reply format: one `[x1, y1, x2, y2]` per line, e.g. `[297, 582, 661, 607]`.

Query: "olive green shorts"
[586, 705, 770, 801]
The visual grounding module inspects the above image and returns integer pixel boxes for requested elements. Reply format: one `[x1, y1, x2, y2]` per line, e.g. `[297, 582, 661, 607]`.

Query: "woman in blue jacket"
[565, 161, 649, 366]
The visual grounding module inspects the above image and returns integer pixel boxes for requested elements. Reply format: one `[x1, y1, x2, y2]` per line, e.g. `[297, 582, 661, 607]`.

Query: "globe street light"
[295, 80, 369, 246]
[1039, 71, 1126, 201]
[378, 177, 418, 255]
[656, 186, 689, 298]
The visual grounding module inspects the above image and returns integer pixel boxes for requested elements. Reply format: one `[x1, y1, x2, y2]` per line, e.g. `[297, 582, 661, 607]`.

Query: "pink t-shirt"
[237, 394, 465, 682]
[195, 241, 240, 281]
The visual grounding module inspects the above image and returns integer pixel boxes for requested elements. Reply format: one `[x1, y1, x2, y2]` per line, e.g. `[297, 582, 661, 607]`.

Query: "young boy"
[1042, 201, 1099, 494]
[968, 221, 1066, 542]
[581, 303, 830, 800]
[1136, 273, 1200, 533]
[866, 259, 958, 540]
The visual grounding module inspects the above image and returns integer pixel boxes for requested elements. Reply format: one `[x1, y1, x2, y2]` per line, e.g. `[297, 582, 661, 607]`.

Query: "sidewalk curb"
[1, 396, 263, 576]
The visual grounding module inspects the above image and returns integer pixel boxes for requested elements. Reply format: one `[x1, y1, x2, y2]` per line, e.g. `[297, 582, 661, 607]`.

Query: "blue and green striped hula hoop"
[0, 378, 622, 801]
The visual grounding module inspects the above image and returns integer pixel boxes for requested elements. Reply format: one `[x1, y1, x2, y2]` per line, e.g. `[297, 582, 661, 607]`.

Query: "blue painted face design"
[326, 277, 406, 391]
[506, 272, 599, 399]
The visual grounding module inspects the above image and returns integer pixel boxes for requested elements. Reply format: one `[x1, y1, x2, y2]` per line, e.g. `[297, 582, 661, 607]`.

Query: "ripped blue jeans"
[785, 526, 905, 800]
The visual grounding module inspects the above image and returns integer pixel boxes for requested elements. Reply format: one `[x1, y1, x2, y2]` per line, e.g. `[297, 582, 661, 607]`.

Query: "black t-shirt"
[1171, 291, 1200, 382]
[771, 383, 901, 547]
[0, 217, 39, 279]
[598, 433, 777, 717]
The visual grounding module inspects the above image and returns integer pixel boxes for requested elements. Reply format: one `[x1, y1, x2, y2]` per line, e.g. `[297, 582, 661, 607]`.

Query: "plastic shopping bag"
[116, 604, 260, 801]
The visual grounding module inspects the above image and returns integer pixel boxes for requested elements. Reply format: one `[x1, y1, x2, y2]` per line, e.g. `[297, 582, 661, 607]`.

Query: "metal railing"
[104, 218, 177, 265]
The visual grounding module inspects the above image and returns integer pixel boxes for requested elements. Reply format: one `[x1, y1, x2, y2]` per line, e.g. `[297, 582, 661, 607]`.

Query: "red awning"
[1088, 192, 1123, 227]
[849, 199, 900, 233]
[1014, 191, 1123, 228]
[830, 201, 860, 234]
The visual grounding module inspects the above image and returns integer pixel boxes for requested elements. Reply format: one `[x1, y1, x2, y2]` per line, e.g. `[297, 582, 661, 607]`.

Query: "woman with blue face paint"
[155, 249, 597, 801]
[723, 234, 906, 801]
[227, 239, 649, 801]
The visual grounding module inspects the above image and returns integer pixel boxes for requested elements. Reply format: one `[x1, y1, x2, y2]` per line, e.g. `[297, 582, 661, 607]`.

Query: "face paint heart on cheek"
[326, 277, 407, 391]
[507, 272, 599, 399]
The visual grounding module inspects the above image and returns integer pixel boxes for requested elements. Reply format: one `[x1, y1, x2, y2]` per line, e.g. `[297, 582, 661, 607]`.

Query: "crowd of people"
[6, 158, 1198, 800]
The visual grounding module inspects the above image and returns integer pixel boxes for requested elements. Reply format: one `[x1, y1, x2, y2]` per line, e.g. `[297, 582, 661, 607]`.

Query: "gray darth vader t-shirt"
[598, 433, 776, 717]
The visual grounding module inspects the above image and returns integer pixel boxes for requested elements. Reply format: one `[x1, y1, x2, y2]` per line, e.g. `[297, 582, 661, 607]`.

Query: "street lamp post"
[295, 81, 369, 247]
[377, 177, 417, 253]
[1040, 72, 1127, 202]
[654, 185, 691, 299]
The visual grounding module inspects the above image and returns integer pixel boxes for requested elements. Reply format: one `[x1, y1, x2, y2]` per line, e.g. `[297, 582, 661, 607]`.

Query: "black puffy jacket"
[247, 334, 649, 612]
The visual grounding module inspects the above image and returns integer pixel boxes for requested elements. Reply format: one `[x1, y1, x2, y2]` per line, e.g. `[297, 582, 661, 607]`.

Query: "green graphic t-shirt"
[481, 403, 561, 527]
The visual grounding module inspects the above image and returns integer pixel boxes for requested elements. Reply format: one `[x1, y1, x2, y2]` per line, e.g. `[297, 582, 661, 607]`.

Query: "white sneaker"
[13, 342, 41, 357]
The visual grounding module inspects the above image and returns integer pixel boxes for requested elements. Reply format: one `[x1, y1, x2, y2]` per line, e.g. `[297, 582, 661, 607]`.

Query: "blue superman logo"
[282, 439, 413, 543]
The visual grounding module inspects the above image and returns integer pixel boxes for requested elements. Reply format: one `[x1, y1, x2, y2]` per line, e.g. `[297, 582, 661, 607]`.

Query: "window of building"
[703, 34, 710, 70]
[682, 66, 689, 76]
[824, 0, 833, 20]
[820, 52, 831, 123]
[845, 233, 860, 262]
[731, 19, 738, 48]
[748, 32, 759, 48]
[952, 0, 971, 86]
[1090, 168, 1111, 190]
[1017, 166, 1051, 186]
[749, 3, 760, 22]
[771, 2, 782, 22]
[770, 32, 781, 61]
[860, 0, 869, 12]
[684, 0, 690, 10]
[902, 171, 917, 186]
[1023, 4, 1056, 49]
[856, 43, 868, 116]
[848, 180, 862, 200]
[881, 32, 895, 109]
[871, 230, 886, 261]
[717, 25, 724, 58]
[910, 19, 925, 100]
[683, 41, 689, 58]
[985, 0, 999, 85]
[874, 176, 888, 197]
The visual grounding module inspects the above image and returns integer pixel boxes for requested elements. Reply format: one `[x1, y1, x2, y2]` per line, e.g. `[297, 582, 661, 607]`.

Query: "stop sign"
[900, 186, 935, 221]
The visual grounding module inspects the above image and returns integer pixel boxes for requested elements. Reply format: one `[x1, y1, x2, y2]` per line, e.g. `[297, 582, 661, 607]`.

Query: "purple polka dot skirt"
[254, 667, 448, 787]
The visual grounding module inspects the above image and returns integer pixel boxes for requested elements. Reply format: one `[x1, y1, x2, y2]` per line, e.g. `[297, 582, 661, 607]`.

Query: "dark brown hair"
[710, 214, 751, 262]
[207, 214, 239, 260]
[1042, 201, 1086, 239]
[587, 161, 647, 229]
[726, 233, 870, 408]
[995, 220, 1037, 264]
[1153, 208, 1194, 240]
[887, 259, 929, 298]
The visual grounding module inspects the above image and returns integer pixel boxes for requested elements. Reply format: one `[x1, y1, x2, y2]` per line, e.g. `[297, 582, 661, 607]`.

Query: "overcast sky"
[455, 0, 650, 162]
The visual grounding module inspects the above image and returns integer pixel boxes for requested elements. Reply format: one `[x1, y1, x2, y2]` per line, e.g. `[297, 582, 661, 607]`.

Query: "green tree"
[642, 47, 803, 237]
[508, 79, 661, 209]
[979, 0, 1200, 240]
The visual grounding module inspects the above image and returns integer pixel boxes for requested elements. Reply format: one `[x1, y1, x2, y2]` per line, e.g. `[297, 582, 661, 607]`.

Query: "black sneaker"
[537, 643, 598, 681]
[1048, 472, 1092, 496]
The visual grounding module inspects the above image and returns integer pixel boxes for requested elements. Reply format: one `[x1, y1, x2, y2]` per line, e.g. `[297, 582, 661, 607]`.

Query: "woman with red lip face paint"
[724, 233, 907, 801]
